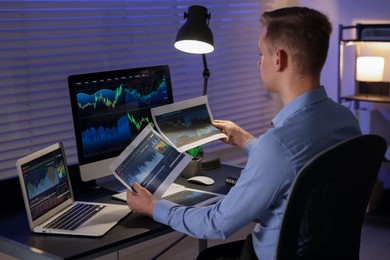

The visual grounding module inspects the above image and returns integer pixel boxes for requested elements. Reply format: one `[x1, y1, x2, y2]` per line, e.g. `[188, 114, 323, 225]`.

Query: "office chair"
[196, 134, 386, 260]
[275, 134, 387, 260]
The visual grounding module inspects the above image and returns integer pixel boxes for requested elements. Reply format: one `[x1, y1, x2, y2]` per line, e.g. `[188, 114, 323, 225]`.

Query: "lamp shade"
[174, 5, 214, 54]
[356, 56, 385, 82]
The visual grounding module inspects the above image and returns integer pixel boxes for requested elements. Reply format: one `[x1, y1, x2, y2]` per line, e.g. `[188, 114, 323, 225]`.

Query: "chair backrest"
[275, 134, 387, 260]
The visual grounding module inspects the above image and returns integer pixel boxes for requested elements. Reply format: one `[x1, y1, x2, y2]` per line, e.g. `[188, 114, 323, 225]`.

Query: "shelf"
[340, 94, 390, 103]
[340, 24, 390, 42]
[338, 23, 390, 105]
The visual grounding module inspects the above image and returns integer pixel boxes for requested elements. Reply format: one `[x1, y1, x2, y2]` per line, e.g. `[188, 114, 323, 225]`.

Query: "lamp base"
[358, 81, 389, 96]
[201, 154, 221, 170]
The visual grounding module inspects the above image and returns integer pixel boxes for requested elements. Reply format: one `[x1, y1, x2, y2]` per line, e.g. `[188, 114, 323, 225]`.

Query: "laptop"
[16, 142, 130, 237]
[113, 182, 225, 207]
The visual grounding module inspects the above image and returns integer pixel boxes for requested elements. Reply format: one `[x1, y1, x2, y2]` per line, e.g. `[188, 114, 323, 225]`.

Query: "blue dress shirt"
[153, 86, 362, 259]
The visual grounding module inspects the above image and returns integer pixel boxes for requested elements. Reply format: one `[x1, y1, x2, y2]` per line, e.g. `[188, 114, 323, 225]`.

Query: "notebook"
[16, 142, 130, 237]
[113, 182, 225, 207]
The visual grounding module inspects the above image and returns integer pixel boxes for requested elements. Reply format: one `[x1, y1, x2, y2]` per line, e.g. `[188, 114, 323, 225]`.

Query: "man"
[126, 6, 362, 259]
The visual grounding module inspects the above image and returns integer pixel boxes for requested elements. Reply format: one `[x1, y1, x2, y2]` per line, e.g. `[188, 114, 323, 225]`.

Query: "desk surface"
[0, 164, 242, 259]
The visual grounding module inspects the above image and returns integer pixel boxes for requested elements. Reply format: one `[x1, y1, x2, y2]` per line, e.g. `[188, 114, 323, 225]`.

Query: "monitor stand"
[95, 175, 125, 193]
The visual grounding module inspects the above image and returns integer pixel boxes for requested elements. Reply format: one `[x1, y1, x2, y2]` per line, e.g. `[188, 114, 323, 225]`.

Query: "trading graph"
[157, 105, 210, 129]
[125, 74, 168, 107]
[77, 85, 125, 117]
[120, 149, 164, 185]
[80, 111, 158, 157]
[114, 131, 165, 187]
[76, 74, 168, 117]
[155, 104, 221, 148]
[25, 161, 65, 199]
[81, 114, 131, 157]
[75, 72, 170, 159]
[127, 113, 154, 132]
[113, 129, 186, 195]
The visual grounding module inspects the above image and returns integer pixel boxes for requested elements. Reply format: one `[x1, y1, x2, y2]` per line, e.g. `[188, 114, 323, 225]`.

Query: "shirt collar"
[271, 86, 328, 128]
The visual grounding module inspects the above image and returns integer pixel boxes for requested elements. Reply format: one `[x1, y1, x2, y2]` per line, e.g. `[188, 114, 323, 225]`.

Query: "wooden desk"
[0, 164, 242, 259]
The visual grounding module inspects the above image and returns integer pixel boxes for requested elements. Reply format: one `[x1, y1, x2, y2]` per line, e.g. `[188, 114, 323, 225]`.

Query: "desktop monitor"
[68, 65, 174, 183]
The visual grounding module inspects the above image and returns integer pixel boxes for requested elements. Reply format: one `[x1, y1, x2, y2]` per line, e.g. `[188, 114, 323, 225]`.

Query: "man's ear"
[275, 49, 288, 72]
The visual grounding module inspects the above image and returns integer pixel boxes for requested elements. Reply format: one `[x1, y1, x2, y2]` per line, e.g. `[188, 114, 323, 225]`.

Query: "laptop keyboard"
[44, 203, 105, 230]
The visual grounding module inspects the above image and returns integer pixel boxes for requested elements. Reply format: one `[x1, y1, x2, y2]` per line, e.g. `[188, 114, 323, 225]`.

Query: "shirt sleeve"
[153, 132, 294, 240]
[243, 137, 256, 156]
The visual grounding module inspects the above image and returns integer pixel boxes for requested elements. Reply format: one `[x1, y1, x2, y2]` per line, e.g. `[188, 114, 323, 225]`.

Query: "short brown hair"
[260, 6, 332, 76]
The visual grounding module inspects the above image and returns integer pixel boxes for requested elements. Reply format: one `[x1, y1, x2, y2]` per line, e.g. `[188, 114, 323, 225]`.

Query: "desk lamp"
[174, 5, 214, 96]
[356, 56, 385, 96]
[174, 5, 220, 169]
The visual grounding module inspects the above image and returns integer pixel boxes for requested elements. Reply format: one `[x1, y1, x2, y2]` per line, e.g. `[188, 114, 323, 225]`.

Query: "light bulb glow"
[356, 56, 385, 82]
[174, 40, 214, 54]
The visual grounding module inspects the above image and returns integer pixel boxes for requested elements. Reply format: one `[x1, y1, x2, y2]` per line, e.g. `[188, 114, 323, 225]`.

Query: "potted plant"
[182, 146, 202, 178]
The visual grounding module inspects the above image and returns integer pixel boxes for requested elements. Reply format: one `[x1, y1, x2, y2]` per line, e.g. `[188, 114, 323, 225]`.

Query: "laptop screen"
[19, 146, 71, 221]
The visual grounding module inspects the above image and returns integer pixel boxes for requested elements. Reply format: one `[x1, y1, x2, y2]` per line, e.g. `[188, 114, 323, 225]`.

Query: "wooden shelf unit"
[337, 23, 390, 108]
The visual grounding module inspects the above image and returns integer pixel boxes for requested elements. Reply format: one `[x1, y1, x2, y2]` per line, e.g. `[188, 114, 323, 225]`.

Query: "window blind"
[0, 0, 279, 180]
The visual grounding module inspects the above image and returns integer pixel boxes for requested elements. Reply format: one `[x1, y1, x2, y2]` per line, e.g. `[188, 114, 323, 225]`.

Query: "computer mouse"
[187, 176, 215, 186]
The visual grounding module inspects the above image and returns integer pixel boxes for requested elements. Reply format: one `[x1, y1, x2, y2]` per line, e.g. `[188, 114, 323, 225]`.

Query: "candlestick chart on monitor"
[68, 65, 174, 182]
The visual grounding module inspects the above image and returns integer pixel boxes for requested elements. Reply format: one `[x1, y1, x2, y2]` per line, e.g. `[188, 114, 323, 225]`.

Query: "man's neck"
[279, 74, 321, 105]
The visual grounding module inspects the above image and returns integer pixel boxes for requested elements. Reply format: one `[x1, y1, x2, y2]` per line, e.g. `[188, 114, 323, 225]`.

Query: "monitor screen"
[68, 65, 174, 182]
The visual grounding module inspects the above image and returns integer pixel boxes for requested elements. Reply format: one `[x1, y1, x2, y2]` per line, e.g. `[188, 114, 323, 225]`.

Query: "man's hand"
[126, 182, 157, 217]
[212, 120, 254, 150]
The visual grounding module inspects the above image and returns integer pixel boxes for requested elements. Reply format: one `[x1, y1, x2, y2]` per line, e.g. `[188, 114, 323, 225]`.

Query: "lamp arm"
[202, 54, 210, 96]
